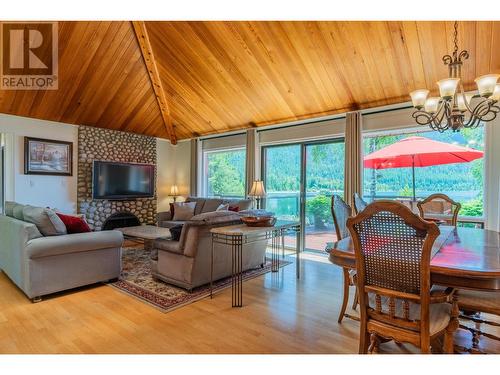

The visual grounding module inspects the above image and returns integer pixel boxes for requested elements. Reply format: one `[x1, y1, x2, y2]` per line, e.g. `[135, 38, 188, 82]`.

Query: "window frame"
[201, 146, 247, 199]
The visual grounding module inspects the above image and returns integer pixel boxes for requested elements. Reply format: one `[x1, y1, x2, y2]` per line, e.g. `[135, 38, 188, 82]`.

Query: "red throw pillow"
[228, 205, 240, 212]
[56, 213, 91, 234]
[169, 202, 175, 218]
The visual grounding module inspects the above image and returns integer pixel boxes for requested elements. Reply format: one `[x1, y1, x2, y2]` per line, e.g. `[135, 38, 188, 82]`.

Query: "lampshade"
[410, 89, 429, 109]
[424, 97, 440, 113]
[170, 185, 179, 196]
[456, 93, 475, 112]
[475, 74, 500, 97]
[437, 78, 460, 99]
[249, 180, 266, 197]
[491, 84, 500, 102]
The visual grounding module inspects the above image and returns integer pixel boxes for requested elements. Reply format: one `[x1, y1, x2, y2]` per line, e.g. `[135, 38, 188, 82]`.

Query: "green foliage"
[306, 195, 331, 229]
[207, 150, 245, 197]
[460, 196, 483, 217]
[398, 184, 413, 197]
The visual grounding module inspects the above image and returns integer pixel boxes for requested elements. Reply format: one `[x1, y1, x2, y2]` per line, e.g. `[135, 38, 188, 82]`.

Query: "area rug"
[108, 245, 291, 313]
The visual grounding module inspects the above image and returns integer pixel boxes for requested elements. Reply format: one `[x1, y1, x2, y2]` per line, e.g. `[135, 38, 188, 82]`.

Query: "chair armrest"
[430, 285, 455, 304]
[25, 230, 124, 259]
[157, 211, 172, 222]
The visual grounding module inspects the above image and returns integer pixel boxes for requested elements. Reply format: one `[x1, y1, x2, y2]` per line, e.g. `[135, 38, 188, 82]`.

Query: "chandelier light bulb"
[437, 78, 460, 100]
[474, 74, 500, 98]
[491, 84, 500, 102]
[424, 97, 440, 113]
[410, 89, 429, 109]
[456, 93, 475, 112]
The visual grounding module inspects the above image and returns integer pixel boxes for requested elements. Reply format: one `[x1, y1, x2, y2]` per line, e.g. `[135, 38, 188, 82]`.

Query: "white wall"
[156, 138, 191, 212]
[0, 113, 78, 213]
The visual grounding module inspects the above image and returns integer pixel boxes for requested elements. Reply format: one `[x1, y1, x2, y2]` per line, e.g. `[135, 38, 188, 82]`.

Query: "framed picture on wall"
[24, 137, 73, 176]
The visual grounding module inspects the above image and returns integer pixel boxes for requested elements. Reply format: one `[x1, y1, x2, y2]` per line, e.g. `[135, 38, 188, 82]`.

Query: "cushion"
[4, 201, 16, 217]
[228, 205, 240, 212]
[169, 202, 175, 218]
[169, 224, 183, 241]
[216, 203, 229, 211]
[22, 206, 67, 236]
[172, 202, 196, 221]
[12, 203, 26, 220]
[56, 212, 91, 234]
[185, 197, 206, 215]
[368, 293, 452, 335]
[201, 199, 224, 213]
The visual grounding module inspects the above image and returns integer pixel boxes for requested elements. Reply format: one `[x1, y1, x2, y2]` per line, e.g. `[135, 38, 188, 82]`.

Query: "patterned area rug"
[108, 245, 291, 313]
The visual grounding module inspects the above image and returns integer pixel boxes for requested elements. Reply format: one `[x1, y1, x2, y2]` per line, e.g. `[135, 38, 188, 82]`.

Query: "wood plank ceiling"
[0, 21, 499, 141]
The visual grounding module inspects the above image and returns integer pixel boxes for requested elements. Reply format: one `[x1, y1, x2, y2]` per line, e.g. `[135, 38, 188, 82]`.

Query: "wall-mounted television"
[93, 161, 155, 200]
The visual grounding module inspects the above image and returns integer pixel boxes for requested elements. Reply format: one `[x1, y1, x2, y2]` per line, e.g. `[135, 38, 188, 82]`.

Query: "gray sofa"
[152, 211, 267, 290]
[0, 206, 123, 301]
[157, 197, 252, 228]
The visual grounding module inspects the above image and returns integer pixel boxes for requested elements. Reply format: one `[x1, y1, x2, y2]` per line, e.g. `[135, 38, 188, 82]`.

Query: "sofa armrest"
[25, 230, 124, 259]
[154, 239, 184, 255]
[157, 211, 172, 222]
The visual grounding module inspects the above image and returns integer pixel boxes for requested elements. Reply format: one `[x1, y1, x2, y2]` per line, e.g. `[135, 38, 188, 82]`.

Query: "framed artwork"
[24, 137, 73, 176]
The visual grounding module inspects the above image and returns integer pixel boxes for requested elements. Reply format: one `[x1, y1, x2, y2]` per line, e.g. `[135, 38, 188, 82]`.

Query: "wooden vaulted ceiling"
[0, 21, 499, 142]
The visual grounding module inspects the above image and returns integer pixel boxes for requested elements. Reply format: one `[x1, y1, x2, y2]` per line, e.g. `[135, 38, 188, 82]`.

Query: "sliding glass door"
[304, 141, 345, 252]
[263, 138, 345, 253]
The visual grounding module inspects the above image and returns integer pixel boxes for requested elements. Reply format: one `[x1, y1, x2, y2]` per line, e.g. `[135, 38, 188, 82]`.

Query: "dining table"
[326, 226, 500, 291]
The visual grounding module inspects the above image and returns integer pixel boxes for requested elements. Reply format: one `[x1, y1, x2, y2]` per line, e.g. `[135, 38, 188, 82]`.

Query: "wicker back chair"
[417, 193, 461, 227]
[353, 193, 368, 214]
[331, 195, 352, 241]
[330, 195, 357, 322]
[346, 200, 458, 353]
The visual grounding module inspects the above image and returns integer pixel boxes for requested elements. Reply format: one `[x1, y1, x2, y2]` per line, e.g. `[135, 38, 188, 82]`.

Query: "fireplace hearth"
[102, 212, 140, 231]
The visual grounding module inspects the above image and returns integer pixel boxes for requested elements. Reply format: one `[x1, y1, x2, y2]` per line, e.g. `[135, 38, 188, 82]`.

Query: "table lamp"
[249, 180, 266, 209]
[170, 184, 179, 202]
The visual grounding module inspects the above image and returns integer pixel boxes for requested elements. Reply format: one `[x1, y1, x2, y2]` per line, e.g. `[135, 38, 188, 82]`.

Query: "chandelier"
[410, 21, 500, 132]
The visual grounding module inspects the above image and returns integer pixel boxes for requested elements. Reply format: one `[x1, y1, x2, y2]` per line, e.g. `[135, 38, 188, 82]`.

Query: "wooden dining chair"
[456, 290, 500, 352]
[346, 200, 459, 353]
[353, 193, 368, 214]
[331, 195, 357, 323]
[417, 193, 461, 226]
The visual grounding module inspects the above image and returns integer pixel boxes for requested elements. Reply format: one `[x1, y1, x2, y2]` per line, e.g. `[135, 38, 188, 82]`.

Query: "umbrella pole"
[412, 155, 416, 201]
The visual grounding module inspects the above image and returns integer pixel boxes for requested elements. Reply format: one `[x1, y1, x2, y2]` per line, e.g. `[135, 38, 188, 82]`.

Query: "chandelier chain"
[453, 21, 459, 55]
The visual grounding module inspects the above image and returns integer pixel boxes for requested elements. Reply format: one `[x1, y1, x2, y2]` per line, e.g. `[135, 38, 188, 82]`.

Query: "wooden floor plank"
[0, 254, 498, 354]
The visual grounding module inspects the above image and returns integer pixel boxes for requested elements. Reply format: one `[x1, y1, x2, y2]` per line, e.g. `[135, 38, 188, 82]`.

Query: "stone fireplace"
[77, 126, 157, 231]
[102, 211, 141, 231]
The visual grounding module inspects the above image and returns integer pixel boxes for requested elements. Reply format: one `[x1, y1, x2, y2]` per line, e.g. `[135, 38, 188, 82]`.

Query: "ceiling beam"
[131, 21, 177, 144]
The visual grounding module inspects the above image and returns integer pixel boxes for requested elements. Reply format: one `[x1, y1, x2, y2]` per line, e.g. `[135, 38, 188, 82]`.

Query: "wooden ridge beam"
[132, 21, 177, 144]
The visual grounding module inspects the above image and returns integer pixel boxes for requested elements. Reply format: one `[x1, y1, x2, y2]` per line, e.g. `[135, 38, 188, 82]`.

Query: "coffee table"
[117, 225, 171, 250]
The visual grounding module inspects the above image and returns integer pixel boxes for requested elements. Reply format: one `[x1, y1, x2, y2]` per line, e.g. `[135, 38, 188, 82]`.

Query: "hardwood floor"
[0, 253, 498, 354]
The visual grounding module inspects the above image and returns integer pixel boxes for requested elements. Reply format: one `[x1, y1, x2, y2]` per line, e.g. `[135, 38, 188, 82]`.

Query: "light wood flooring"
[0, 252, 498, 354]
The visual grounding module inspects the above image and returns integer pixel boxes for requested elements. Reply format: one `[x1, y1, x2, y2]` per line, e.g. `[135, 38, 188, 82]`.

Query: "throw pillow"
[169, 202, 175, 218]
[172, 201, 196, 221]
[169, 224, 183, 241]
[22, 206, 67, 236]
[228, 205, 240, 212]
[12, 203, 26, 220]
[216, 203, 229, 211]
[56, 212, 91, 234]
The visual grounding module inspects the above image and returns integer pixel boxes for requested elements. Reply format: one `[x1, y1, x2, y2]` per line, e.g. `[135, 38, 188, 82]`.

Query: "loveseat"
[0, 202, 123, 301]
[152, 211, 267, 290]
[157, 197, 252, 228]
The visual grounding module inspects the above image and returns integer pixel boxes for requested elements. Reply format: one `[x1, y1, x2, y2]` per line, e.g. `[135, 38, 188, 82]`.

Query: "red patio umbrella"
[363, 136, 484, 200]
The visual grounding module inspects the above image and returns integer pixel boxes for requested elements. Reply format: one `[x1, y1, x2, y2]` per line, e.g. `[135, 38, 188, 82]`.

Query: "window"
[202, 148, 246, 198]
[362, 125, 485, 217]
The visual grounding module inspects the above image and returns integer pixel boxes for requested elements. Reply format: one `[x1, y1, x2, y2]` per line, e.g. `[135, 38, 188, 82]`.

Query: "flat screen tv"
[93, 161, 155, 200]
